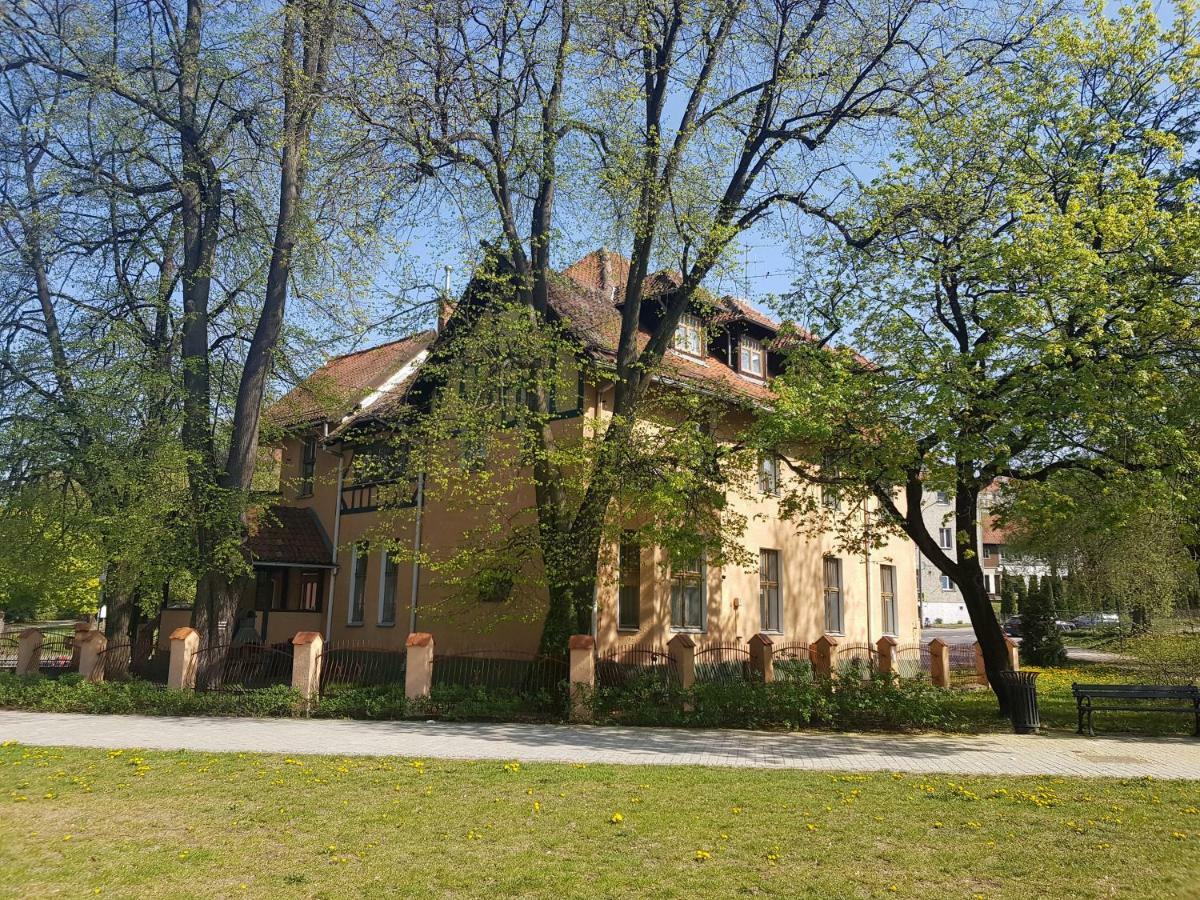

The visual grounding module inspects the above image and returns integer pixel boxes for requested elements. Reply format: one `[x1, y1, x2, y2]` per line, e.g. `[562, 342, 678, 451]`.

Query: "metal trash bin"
[999, 670, 1040, 734]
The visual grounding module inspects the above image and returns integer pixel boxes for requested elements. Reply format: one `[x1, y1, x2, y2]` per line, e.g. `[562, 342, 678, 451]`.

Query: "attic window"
[739, 335, 764, 377]
[674, 314, 705, 357]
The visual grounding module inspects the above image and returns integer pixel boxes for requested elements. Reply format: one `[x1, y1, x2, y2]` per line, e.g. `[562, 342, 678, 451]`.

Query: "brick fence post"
[16, 628, 43, 676]
[748, 633, 774, 683]
[291, 632, 323, 702]
[667, 633, 696, 691]
[568, 635, 595, 723]
[78, 631, 108, 683]
[167, 627, 200, 690]
[405, 632, 434, 701]
[1006, 637, 1020, 671]
[876, 635, 898, 680]
[811, 634, 838, 679]
[928, 638, 950, 688]
[70, 620, 94, 670]
[973, 641, 988, 686]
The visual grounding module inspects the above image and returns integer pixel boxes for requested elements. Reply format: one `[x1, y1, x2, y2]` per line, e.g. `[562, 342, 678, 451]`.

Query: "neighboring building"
[222, 249, 919, 655]
[915, 483, 1060, 625]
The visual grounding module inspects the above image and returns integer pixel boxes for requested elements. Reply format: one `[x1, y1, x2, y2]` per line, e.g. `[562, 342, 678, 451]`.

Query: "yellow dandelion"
[694, 849, 711, 861]
[610, 812, 624, 824]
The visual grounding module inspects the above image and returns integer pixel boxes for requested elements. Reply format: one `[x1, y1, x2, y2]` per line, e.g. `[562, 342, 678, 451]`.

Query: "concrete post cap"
[814, 633, 839, 648]
[405, 632, 434, 648]
[748, 632, 774, 647]
[667, 633, 695, 649]
[169, 626, 199, 641]
[928, 637, 948, 650]
[568, 635, 596, 650]
[876, 634, 898, 647]
[292, 631, 323, 646]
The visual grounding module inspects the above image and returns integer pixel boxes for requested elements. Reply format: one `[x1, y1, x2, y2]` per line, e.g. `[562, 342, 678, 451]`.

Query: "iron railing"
[318, 642, 407, 692]
[771, 643, 813, 682]
[694, 643, 752, 684]
[193, 641, 295, 692]
[595, 644, 678, 689]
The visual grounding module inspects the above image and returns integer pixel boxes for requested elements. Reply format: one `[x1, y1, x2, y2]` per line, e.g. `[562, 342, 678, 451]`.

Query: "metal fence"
[0, 631, 18, 671]
[694, 643, 752, 684]
[771, 643, 813, 682]
[38, 632, 76, 678]
[834, 643, 879, 680]
[948, 642, 979, 687]
[193, 641, 295, 692]
[430, 649, 569, 717]
[89, 635, 169, 684]
[894, 643, 930, 681]
[318, 642, 407, 693]
[595, 644, 678, 689]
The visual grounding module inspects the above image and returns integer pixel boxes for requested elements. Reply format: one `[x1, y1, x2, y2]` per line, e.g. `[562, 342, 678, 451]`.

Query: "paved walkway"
[2, 711, 1197, 779]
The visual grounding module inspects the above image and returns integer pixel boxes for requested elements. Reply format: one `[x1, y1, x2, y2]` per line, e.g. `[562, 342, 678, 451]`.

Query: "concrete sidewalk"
[2, 711, 1198, 779]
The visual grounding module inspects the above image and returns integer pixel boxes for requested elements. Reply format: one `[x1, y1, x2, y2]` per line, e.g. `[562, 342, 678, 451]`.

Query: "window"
[617, 534, 640, 631]
[254, 571, 277, 610]
[379, 552, 398, 625]
[299, 436, 317, 497]
[940, 575, 953, 591]
[821, 454, 841, 510]
[982, 544, 993, 560]
[823, 557, 844, 633]
[551, 355, 582, 417]
[758, 454, 780, 496]
[739, 335, 764, 377]
[673, 314, 705, 357]
[348, 542, 368, 625]
[880, 564, 897, 635]
[299, 572, 321, 612]
[938, 527, 954, 550]
[759, 549, 781, 632]
[983, 573, 993, 595]
[670, 556, 705, 630]
[936, 491, 950, 504]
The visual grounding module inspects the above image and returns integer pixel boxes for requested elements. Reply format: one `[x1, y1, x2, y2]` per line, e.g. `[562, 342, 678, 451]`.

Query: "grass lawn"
[2, 744, 1199, 899]
[947, 665, 1200, 736]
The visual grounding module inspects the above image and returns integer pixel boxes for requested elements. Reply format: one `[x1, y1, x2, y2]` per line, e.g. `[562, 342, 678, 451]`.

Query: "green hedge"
[1, 671, 964, 732]
[588, 673, 963, 731]
[0, 673, 299, 717]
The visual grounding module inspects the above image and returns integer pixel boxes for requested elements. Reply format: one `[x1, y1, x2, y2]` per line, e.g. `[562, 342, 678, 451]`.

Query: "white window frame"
[673, 314, 705, 357]
[670, 555, 706, 631]
[935, 491, 950, 504]
[760, 549, 782, 633]
[378, 551, 398, 626]
[938, 527, 954, 550]
[940, 575, 953, 591]
[880, 564, 897, 636]
[348, 543, 368, 625]
[758, 454, 780, 496]
[823, 556, 844, 634]
[739, 335, 764, 377]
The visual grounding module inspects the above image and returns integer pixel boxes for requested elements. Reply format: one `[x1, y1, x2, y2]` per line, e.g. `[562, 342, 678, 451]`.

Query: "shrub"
[1021, 577, 1068, 666]
[0, 673, 299, 717]
[311, 684, 408, 720]
[589, 673, 962, 732]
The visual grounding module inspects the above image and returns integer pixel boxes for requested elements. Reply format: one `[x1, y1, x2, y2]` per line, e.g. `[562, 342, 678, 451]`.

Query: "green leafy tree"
[999, 571, 1016, 619]
[1012, 575, 1028, 615]
[759, 2, 1200, 710]
[1020, 574, 1067, 667]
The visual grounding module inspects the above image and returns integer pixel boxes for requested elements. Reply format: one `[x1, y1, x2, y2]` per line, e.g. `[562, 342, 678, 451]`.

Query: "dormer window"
[739, 335, 764, 377]
[674, 314, 705, 357]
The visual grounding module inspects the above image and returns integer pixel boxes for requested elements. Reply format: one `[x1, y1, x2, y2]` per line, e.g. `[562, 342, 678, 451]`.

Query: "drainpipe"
[863, 497, 872, 647]
[407, 472, 426, 634]
[324, 450, 345, 640]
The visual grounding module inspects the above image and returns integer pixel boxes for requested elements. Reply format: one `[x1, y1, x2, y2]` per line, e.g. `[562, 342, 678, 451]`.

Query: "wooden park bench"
[1072, 683, 1200, 736]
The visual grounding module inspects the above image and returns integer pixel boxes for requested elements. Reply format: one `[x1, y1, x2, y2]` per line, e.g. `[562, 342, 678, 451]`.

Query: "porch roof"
[246, 505, 334, 569]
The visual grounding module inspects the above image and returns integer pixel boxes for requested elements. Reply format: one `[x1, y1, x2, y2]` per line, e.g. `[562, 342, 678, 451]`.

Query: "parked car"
[1055, 619, 1075, 632]
[1071, 612, 1120, 629]
[1003, 616, 1022, 637]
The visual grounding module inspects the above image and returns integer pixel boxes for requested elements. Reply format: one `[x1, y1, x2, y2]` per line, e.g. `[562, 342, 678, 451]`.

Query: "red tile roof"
[982, 513, 1011, 544]
[246, 504, 333, 566]
[266, 332, 435, 429]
